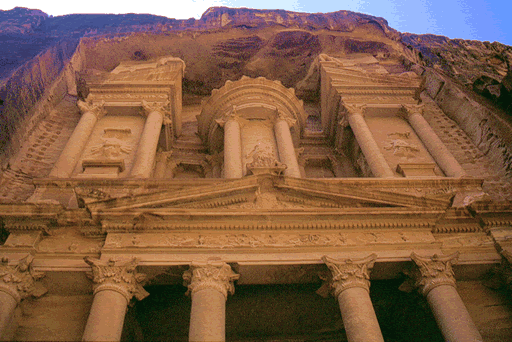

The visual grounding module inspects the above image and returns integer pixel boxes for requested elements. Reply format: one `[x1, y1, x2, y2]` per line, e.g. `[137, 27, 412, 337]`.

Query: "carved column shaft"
[223, 118, 243, 179]
[345, 107, 395, 178]
[82, 290, 128, 342]
[322, 254, 384, 342]
[274, 118, 301, 178]
[404, 107, 465, 178]
[131, 106, 165, 178]
[49, 101, 105, 178]
[409, 252, 483, 342]
[183, 261, 239, 342]
[82, 257, 148, 342]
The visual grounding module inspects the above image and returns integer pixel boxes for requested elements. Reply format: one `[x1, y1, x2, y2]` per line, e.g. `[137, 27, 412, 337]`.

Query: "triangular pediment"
[83, 175, 450, 213]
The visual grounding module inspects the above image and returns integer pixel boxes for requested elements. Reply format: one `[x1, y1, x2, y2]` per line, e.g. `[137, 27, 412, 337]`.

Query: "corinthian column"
[407, 252, 483, 342]
[402, 105, 465, 178]
[183, 261, 239, 342]
[0, 255, 46, 341]
[344, 104, 395, 178]
[49, 100, 106, 178]
[216, 109, 243, 179]
[274, 111, 301, 178]
[82, 257, 149, 342]
[322, 254, 384, 342]
[130, 101, 167, 178]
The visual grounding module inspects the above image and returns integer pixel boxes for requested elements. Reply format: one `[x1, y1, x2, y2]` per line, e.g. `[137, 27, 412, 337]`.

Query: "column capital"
[273, 109, 297, 128]
[0, 255, 46, 303]
[77, 100, 107, 119]
[183, 261, 239, 299]
[406, 252, 459, 296]
[215, 105, 241, 127]
[400, 104, 425, 117]
[343, 103, 367, 117]
[84, 257, 149, 302]
[321, 254, 377, 296]
[140, 100, 169, 117]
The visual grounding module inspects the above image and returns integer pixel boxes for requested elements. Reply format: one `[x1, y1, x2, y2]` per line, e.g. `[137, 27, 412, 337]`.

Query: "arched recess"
[197, 76, 306, 153]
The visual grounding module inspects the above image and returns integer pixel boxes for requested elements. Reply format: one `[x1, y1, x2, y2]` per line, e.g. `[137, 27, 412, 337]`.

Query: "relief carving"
[0, 255, 47, 302]
[84, 257, 149, 301]
[245, 144, 286, 175]
[103, 231, 435, 249]
[384, 138, 420, 158]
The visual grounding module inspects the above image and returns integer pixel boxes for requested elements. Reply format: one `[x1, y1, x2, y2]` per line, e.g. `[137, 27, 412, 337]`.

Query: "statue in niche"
[245, 144, 286, 175]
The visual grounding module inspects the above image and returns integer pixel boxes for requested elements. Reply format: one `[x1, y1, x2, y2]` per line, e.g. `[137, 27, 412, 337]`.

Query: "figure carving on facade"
[245, 144, 287, 175]
[384, 138, 420, 158]
[88, 138, 133, 159]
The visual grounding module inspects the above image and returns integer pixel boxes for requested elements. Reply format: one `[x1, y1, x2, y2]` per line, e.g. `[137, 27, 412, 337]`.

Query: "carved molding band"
[409, 252, 459, 296]
[77, 100, 107, 119]
[322, 254, 377, 296]
[0, 255, 46, 303]
[183, 261, 240, 299]
[84, 257, 149, 302]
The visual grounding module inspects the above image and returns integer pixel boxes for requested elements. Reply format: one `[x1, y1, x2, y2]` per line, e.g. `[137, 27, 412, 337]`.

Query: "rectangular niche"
[363, 108, 443, 177]
[74, 116, 145, 178]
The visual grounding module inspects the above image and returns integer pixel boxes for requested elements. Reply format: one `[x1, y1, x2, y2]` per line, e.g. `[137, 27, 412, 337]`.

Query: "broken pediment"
[82, 174, 451, 214]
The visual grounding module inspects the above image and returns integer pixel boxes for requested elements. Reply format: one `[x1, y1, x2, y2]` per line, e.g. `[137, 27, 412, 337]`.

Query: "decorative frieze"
[322, 254, 377, 295]
[84, 257, 149, 302]
[183, 261, 239, 299]
[103, 231, 435, 249]
[0, 255, 46, 303]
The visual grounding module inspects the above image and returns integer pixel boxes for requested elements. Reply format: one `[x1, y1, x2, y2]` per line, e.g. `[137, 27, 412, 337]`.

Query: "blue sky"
[2, 0, 510, 45]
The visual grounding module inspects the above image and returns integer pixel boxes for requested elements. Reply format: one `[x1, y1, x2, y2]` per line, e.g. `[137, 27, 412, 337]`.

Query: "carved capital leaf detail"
[0, 255, 46, 303]
[401, 104, 425, 117]
[141, 100, 170, 117]
[275, 109, 297, 128]
[183, 261, 239, 299]
[77, 100, 107, 118]
[215, 105, 241, 127]
[406, 252, 459, 296]
[84, 257, 149, 302]
[343, 103, 367, 117]
[321, 254, 377, 297]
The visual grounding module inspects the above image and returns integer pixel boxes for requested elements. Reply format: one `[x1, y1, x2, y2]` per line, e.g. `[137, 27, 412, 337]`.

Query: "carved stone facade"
[0, 31, 512, 342]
